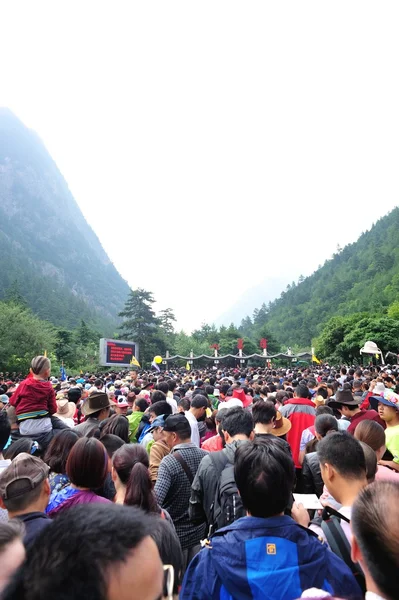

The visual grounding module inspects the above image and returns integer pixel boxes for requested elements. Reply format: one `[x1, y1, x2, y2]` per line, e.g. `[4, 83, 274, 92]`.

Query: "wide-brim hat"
[328, 389, 361, 409]
[82, 392, 116, 416]
[55, 399, 75, 420]
[271, 411, 292, 437]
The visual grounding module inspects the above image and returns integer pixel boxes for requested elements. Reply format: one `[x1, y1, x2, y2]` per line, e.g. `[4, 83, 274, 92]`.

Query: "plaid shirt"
[155, 442, 207, 549]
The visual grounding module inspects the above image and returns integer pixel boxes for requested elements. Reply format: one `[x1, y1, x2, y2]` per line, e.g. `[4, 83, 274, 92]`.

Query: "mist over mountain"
[0, 108, 130, 333]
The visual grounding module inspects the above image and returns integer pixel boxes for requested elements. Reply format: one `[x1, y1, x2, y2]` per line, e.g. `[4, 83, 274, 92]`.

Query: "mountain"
[249, 207, 399, 347]
[0, 108, 130, 332]
[214, 276, 291, 328]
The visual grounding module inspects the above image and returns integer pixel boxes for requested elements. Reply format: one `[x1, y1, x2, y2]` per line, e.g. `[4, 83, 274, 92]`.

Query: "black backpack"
[208, 451, 246, 536]
[321, 506, 366, 595]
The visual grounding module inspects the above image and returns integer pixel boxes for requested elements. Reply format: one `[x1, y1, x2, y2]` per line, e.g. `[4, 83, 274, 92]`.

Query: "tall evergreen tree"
[119, 289, 162, 364]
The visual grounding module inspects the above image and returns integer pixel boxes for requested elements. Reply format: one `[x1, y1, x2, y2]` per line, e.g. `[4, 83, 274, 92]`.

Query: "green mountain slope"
[257, 207, 399, 347]
[0, 108, 130, 332]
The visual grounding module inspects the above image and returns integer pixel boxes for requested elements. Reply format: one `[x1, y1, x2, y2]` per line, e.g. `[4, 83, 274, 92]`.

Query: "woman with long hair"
[112, 444, 170, 520]
[354, 419, 399, 481]
[43, 429, 81, 498]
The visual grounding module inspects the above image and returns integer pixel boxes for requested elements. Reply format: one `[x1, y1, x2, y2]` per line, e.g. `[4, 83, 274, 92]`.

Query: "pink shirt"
[375, 465, 399, 481]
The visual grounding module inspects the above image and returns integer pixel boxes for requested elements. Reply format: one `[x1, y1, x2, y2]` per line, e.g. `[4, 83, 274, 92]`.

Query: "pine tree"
[119, 289, 161, 364]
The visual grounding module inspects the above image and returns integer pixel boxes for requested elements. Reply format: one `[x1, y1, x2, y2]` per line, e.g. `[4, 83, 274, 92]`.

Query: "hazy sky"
[1, 2, 398, 332]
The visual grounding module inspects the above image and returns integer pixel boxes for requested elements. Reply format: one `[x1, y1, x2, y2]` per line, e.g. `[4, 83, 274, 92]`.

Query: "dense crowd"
[1, 358, 399, 599]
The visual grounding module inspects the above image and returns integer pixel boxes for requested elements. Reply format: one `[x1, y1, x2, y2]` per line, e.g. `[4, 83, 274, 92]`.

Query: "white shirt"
[366, 593, 387, 600]
[185, 410, 200, 447]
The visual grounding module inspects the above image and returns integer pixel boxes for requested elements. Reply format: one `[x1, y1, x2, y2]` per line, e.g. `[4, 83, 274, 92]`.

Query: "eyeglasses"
[163, 564, 174, 600]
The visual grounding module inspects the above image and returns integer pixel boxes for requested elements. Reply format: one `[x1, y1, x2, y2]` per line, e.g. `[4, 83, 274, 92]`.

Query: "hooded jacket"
[10, 378, 57, 420]
[180, 516, 362, 600]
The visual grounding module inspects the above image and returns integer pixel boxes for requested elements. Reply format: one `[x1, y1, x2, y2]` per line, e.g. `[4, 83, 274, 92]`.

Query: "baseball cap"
[163, 414, 190, 433]
[0, 394, 9, 404]
[148, 415, 166, 432]
[115, 396, 129, 408]
[0, 453, 49, 501]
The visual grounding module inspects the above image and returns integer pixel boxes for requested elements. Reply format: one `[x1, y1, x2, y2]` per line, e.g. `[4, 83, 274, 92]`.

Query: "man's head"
[294, 384, 310, 399]
[30, 356, 51, 379]
[0, 453, 50, 516]
[252, 400, 276, 433]
[2, 504, 164, 600]
[149, 401, 172, 423]
[82, 392, 114, 421]
[317, 432, 367, 504]
[328, 389, 361, 417]
[235, 436, 295, 518]
[189, 395, 208, 419]
[351, 481, 399, 600]
[221, 407, 254, 444]
[134, 398, 148, 413]
[162, 414, 191, 449]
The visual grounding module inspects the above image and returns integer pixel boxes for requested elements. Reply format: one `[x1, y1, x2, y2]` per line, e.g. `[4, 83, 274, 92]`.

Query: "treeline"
[240, 207, 399, 348]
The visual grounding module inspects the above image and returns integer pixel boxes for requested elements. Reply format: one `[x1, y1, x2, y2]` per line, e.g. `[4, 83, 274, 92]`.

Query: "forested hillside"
[242, 207, 399, 348]
[0, 109, 130, 332]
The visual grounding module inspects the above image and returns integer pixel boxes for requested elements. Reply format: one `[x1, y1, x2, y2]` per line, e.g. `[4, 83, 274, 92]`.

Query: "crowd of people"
[1, 358, 399, 599]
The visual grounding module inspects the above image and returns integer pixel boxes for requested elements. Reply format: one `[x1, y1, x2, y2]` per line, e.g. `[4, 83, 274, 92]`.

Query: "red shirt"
[9, 378, 57, 420]
[347, 409, 386, 435]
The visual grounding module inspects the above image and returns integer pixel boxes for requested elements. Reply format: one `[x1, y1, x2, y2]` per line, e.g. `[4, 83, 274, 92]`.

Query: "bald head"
[352, 481, 399, 600]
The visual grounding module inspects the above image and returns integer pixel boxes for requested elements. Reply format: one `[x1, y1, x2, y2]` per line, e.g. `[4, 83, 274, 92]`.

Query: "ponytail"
[124, 461, 159, 513]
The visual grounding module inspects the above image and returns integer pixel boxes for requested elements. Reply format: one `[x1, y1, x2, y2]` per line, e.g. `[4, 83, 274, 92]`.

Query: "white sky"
[1, 1, 398, 332]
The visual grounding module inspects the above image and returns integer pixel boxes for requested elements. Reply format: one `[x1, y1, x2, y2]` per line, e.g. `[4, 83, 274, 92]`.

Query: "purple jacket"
[48, 489, 111, 516]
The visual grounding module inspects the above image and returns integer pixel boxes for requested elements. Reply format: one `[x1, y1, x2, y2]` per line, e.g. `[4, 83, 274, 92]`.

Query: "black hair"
[190, 395, 208, 409]
[314, 414, 338, 437]
[315, 405, 333, 416]
[235, 437, 295, 518]
[2, 505, 156, 600]
[221, 407, 253, 438]
[135, 398, 149, 413]
[4, 438, 38, 461]
[0, 410, 11, 453]
[205, 385, 214, 396]
[100, 434, 125, 458]
[150, 517, 183, 595]
[177, 398, 190, 411]
[43, 430, 81, 474]
[151, 390, 167, 404]
[252, 400, 276, 425]
[317, 432, 366, 479]
[351, 481, 399, 600]
[113, 445, 159, 513]
[295, 384, 310, 399]
[168, 380, 177, 392]
[157, 382, 169, 395]
[100, 415, 130, 443]
[149, 401, 172, 418]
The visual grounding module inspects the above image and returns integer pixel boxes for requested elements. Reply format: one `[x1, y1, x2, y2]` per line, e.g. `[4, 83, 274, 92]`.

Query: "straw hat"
[55, 399, 75, 420]
[271, 411, 292, 437]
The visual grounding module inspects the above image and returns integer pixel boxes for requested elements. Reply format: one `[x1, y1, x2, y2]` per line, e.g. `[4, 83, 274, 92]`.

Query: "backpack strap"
[173, 452, 194, 484]
[321, 507, 366, 594]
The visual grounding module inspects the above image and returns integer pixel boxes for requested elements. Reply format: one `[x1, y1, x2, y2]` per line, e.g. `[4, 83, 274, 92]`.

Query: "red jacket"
[280, 398, 316, 468]
[10, 378, 57, 421]
[201, 434, 224, 452]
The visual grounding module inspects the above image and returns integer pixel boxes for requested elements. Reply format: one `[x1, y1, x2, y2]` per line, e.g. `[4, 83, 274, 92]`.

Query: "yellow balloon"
[154, 355, 163, 364]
